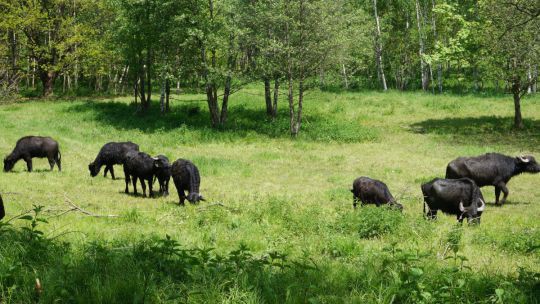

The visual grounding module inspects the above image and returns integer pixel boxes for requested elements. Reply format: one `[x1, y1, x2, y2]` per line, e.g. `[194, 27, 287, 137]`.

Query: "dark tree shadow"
[64, 100, 376, 143]
[409, 116, 540, 149]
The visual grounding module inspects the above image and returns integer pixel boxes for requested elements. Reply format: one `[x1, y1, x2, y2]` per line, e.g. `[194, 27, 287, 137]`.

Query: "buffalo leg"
[56, 153, 61, 171]
[148, 178, 154, 198]
[353, 197, 359, 208]
[110, 166, 115, 180]
[125, 175, 130, 193]
[48, 156, 55, 171]
[495, 187, 501, 205]
[164, 179, 169, 196]
[140, 179, 147, 197]
[132, 176, 138, 195]
[427, 210, 437, 220]
[498, 183, 509, 205]
[25, 157, 33, 172]
[179, 191, 186, 205]
[173, 179, 185, 205]
[104, 166, 109, 177]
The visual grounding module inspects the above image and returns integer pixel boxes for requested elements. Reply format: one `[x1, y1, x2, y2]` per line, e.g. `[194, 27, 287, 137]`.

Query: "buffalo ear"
[350, 189, 354, 193]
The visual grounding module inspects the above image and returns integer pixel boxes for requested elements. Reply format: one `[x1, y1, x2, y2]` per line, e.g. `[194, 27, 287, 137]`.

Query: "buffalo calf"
[123, 151, 167, 197]
[422, 178, 485, 224]
[4, 136, 61, 172]
[351, 177, 403, 210]
[89, 142, 139, 179]
[153, 155, 171, 196]
[171, 159, 204, 205]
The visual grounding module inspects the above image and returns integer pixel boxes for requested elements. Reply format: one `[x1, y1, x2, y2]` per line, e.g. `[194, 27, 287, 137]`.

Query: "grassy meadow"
[0, 87, 539, 303]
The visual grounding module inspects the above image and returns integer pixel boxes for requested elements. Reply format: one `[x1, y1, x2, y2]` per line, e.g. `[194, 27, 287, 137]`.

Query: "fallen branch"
[64, 194, 118, 218]
[5, 208, 34, 223]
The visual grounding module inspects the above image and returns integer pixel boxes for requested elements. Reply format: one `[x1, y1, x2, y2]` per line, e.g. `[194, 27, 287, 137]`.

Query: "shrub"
[341, 206, 404, 239]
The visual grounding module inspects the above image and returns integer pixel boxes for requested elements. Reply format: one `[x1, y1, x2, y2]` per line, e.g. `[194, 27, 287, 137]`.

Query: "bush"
[341, 206, 404, 239]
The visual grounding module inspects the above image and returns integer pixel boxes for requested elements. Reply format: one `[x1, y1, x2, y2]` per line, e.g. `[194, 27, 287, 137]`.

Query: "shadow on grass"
[409, 116, 540, 149]
[65, 101, 378, 143]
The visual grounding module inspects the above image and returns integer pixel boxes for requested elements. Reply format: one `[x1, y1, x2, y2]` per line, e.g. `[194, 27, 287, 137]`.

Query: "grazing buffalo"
[171, 159, 204, 205]
[88, 142, 139, 179]
[446, 153, 540, 205]
[421, 178, 485, 224]
[4, 136, 61, 172]
[351, 177, 403, 210]
[123, 151, 168, 197]
[0, 194, 4, 220]
[153, 155, 171, 196]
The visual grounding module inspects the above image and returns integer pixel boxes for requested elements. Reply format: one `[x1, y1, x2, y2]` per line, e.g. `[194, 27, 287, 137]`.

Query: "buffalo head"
[516, 155, 540, 174]
[187, 193, 205, 204]
[3, 156, 15, 172]
[459, 198, 485, 224]
[88, 162, 99, 177]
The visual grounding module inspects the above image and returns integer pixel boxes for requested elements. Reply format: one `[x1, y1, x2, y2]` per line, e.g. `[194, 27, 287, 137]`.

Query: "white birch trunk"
[373, 0, 387, 91]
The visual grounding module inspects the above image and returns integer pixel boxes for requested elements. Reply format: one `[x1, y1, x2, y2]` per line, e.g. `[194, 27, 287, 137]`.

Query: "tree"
[0, 0, 82, 96]
[481, 0, 539, 129]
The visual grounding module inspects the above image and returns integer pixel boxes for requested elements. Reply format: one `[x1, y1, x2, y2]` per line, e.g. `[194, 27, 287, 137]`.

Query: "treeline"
[0, 0, 538, 132]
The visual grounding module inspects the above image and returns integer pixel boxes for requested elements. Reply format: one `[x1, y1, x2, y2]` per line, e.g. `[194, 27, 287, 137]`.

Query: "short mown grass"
[0, 87, 539, 303]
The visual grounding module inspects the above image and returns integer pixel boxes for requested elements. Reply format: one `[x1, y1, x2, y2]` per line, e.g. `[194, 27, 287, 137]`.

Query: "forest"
[0, 0, 539, 303]
[0, 0, 538, 131]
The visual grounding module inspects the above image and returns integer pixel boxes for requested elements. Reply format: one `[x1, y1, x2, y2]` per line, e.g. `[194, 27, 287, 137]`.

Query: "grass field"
[0, 88, 539, 303]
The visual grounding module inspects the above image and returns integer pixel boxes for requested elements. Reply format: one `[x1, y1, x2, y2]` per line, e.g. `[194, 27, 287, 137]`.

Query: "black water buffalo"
[88, 142, 139, 179]
[446, 153, 540, 205]
[421, 178, 485, 224]
[0, 194, 5, 220]
[4, 136, 61, 172]
[351, 177, 403, 210]
[123, 151, 168, 197]
[171, 159, 204, 205]
[153, 155, 171, 196]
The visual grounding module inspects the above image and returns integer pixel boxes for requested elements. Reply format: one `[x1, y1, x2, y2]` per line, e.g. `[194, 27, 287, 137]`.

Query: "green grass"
[0, 88, 539, 303]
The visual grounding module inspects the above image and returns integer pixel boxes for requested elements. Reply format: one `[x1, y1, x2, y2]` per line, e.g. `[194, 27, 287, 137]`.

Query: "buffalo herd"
[2, 135, 540, 225]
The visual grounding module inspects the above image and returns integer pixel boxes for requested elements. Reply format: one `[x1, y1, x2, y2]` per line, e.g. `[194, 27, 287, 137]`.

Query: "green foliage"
[341, 206, 404, 239]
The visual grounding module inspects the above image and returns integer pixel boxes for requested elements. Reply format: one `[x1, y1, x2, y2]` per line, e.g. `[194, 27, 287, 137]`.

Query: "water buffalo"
[171, 159, 204, 206]
[446, 153, 540, 205]
[351, 177, 403, 210]
[4, 136, 61, 172]
[123, 151, 168, 197]
[153, 155, 171, 196]
[421, 178, 485, 224]
[0, 194, 4, 220]
[88, 142, 139, 179]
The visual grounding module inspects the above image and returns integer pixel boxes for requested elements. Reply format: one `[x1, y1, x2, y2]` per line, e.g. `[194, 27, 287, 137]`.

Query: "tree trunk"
[512, 77, 523, 129]
[431, 0, 442, 93]
[342, 63, 349, 89]
[165, 78, 170, 112]
[40, 70, 56, 97]
[272, 78, 279, 119]
[292, 78, 304, 136]
[160, 77, 166, 113]
[415, 0, 429, 91]
[220, 74, 232, 124]
[264, 77, 273, 116]
[527, 64, 532, 94]
[373, 0, 388, 91]
[533, 65, 538, 93]
[287, 73, 295, 135]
